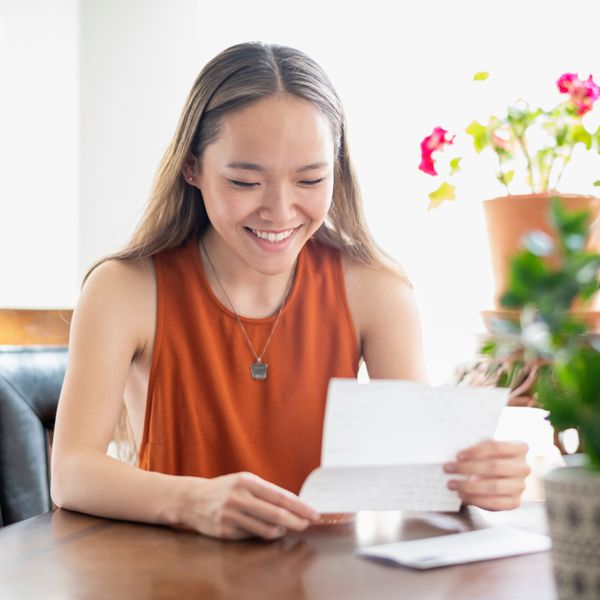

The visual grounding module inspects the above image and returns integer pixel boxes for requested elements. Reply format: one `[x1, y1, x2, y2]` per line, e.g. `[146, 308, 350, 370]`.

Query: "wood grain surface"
[0, 503, 556, 599]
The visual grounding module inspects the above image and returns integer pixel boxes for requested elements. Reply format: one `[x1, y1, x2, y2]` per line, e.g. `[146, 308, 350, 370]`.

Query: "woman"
[51, 42, 530, 540]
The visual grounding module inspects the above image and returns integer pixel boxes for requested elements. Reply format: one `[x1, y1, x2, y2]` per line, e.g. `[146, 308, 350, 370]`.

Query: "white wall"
[79, 0, 199, 273]
[0, 0, 79, 307]
[2, 0, 600, 384]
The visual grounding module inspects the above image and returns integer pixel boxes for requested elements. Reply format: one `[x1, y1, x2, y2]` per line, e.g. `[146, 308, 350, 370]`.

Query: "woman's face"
[191, 94, 335, 277]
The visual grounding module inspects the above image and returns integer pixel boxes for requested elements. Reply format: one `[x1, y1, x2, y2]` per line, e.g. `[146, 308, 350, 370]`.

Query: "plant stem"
[508, 122, 536, 193]
[541, 149, 555, 193]
[495, 149, 511, 195]
[554, 145, 574, 192]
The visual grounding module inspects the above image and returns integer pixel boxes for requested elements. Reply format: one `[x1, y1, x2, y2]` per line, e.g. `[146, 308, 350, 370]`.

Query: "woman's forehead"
[208, 95, 334, 165]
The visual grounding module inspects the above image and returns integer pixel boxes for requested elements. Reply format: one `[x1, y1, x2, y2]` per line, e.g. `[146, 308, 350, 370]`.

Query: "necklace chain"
[200, 238, 295, 371]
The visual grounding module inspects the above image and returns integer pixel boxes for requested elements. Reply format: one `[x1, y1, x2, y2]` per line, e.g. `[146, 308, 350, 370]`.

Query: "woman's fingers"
[224, 508, 289, 540]
[234, 494, 312, 533]
[456, 439, 528, 461]
[240, 473, 320, 523]
[444, 457, 531, 478]
[457, 493, 522, 512]
[443, 440, 530, 511]
[448, 476, 526, 497]
[199, 472, 319, 540]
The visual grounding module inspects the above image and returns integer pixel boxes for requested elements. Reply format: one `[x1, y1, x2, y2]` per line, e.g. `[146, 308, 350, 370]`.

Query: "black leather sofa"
[0, 346, 67, 526]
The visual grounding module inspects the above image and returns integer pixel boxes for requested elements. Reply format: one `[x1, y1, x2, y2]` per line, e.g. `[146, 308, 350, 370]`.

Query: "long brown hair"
[85, 41, 400, 282]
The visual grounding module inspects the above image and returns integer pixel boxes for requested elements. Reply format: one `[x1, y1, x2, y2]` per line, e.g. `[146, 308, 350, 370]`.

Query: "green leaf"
[465, 120, 489, 153]
[506, 104, 542, 138]
[497, 169, 514, 185]
[593, 180, 600, 187]
[473, 71, 489, 81]
[480, 340, 497, 355]
[567, 124, 593, 150]
[428, 182, 456, 209]
[555, 126, 569, 147]
[449, 157, 462, 175]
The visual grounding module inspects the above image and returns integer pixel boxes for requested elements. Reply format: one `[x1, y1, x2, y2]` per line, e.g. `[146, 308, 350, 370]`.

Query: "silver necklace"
[201, 238, 295, 380]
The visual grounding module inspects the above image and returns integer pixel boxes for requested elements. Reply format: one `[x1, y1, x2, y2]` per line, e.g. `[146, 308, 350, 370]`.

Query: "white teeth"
[250, 228, 295, 242]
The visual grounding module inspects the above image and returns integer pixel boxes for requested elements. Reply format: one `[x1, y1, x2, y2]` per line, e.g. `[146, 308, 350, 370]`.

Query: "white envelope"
[356, 525, 551, 569]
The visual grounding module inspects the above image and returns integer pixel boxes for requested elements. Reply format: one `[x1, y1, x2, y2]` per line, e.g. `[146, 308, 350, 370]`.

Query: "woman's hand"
[443, 440, 531, 511]
[176, 472, 321, 540]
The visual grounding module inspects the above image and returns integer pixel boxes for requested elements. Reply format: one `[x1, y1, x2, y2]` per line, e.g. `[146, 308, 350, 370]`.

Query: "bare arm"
[51, 259, 187, 524]
[343, 260, 428, 382]
[51, 260, 318, 538]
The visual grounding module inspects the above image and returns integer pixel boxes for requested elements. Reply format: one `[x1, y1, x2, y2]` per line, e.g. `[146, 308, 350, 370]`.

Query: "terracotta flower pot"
[483, 194, 600, 309]
[544, 465, 600, 600]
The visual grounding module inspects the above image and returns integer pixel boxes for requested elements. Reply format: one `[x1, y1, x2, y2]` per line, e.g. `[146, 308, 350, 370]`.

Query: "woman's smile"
[244, 225, 303, 252]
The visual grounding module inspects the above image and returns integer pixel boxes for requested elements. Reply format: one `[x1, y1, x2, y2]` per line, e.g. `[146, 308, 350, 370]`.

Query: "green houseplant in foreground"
[483, 197, 600, 466]
[483, 197, 600, 600]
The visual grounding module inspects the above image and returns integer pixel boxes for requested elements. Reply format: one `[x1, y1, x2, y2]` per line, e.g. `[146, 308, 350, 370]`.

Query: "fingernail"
[444, 463, 457, 473]
[447, 480, 458, 490]
[457, 452, 467, 460]
[276, 526, 287, 536]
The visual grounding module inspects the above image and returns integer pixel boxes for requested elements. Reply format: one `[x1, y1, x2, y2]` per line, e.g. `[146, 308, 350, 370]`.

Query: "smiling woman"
[50, 41, 530, 542]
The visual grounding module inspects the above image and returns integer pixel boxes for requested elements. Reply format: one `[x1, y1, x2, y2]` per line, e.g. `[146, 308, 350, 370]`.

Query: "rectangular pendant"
[251, 362, 268, 380]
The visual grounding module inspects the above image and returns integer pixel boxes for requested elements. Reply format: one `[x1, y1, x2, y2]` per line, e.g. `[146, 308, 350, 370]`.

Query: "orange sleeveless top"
[138, 237, 360, 493]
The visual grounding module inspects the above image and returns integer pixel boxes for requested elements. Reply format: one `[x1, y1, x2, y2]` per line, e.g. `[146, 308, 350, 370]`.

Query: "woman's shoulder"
[341, 252, 417, 335]
[84, 256, 155, 299]
[340, 253, 427, 381]
[74, 257, 156, 356]
[341, 252, 412, 299]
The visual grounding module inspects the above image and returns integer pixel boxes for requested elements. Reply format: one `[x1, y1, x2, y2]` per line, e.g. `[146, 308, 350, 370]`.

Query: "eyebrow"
[225, 161, 329, 173]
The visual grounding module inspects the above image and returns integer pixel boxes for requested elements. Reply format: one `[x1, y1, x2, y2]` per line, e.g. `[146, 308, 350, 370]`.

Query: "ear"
[182, 153, 201, 185]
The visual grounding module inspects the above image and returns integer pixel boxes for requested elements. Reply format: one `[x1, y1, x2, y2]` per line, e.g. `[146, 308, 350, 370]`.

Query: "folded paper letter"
[299, 379, 508, 512]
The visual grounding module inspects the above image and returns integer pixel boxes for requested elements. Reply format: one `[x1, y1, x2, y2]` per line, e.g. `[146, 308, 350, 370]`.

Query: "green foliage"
[537, 350, 600, 468]
[497, 169, 514, 186]
[449, 157, 462, 175]
[568, 124, 593, 150]
[428, 182, 456, 208]
[466, 120, 489, 153]
[422, 73, 600, 205]
[485, 198, 600, 468]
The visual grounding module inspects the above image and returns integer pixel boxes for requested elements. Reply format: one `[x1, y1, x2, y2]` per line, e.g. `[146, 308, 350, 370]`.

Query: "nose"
[257, 183, 297, 225]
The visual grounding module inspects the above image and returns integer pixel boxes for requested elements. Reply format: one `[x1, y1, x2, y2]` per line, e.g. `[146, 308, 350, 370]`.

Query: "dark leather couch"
[0, 346, 67, 526]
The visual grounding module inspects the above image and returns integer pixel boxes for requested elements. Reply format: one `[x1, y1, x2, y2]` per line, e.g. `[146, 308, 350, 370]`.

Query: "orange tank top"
[138, 237, 360, 493]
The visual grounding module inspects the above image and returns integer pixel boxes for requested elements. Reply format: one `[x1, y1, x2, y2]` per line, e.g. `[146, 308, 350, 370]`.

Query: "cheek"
[311, 182, 334, 218]
[203, 181, 250, 225]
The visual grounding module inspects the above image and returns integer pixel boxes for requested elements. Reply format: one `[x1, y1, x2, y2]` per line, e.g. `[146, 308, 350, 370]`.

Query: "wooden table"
[0, 503, 555, 599]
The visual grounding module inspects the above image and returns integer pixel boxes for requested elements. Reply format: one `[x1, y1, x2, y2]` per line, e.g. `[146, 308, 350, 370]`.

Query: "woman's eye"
[228, 178, 325, 188]
[229, 180, 258, 188]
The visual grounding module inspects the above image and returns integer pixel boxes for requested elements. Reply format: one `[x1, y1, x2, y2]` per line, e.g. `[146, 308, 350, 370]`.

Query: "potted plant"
[482, 198, 600, 600]
[419, 72, 600, 309]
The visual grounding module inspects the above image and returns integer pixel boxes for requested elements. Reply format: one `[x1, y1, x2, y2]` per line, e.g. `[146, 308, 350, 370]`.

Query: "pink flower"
[557, 72, 600, 116]
[557, 73, 578, 94]
[419, 127, 455, 176]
